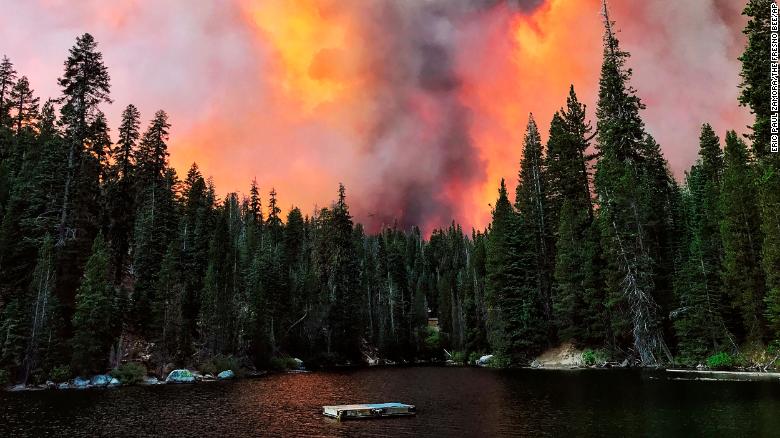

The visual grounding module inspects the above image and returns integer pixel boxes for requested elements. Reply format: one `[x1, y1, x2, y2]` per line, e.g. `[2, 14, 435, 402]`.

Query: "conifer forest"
[1, 0, 778, 387]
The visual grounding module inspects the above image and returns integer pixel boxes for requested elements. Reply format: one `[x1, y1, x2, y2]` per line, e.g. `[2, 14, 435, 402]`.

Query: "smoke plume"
[0, 0, 751, 233]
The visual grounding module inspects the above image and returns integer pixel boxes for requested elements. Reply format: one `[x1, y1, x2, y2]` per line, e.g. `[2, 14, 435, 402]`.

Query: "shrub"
[111, 362, 146, 385]
[424, 327, 440, 350]
[581, 349, 608, 366]
[0, 369, 8, 386]
[450, 351, 466, 364]
[269, 356, 299, 371]
[488, 354, 511, 368]
[706, 352, 734, 370]
[199, 355, 242, 376]
[468, 352, 482, 365]
[50, 365, 71, 383]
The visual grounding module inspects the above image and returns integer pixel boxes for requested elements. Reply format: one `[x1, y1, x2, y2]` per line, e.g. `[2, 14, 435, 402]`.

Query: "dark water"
[2, 367, 780, 437]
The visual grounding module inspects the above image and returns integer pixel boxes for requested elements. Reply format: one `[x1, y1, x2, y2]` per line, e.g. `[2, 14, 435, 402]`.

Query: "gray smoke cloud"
[350, 0, 544, 231]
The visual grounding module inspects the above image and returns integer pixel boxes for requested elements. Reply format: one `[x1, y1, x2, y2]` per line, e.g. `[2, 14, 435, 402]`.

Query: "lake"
[2, 367, 779, 437]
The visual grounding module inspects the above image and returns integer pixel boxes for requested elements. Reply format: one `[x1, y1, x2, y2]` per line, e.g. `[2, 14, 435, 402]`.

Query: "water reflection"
[2, 367, 779, 437]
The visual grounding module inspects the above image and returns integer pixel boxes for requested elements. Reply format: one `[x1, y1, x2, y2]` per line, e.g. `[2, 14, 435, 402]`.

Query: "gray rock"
[90, 375, 112, 387]
[109, 377, 121, 386]
[478, 354, 494, 366]
[203, 374, 216, 380]
[57, 382, 70, 390]
[166, 369, 196, 383]
[142, 376, 160, 385]
[293, 358, 305, 370]
[217, 370, 235, 380]
[73, 377, 90, 388]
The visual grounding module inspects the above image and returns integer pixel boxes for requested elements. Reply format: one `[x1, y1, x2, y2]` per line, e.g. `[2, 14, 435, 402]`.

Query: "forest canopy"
[0, 0, 778, 384]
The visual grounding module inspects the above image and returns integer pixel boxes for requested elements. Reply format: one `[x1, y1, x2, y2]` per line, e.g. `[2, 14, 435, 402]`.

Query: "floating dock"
[322, 403, 416, 420]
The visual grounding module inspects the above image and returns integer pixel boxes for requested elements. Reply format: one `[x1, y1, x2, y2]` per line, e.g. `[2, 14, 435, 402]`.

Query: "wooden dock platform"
[322, 403, 416, 420]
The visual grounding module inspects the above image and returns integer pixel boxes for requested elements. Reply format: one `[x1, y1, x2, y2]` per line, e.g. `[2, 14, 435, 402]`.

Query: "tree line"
[0, 0, 777, 384]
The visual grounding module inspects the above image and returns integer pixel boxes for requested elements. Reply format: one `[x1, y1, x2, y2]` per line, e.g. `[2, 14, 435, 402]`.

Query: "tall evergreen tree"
[9, 76, 39, 136]
[106, 104, 141, 284]
[673, 127, 733, 362]
[132, 111, 177, 333]
[56, 32, 111, 246]
[54, 34, 112, 336]
[720, 131, 765, 343]
[593, 1, 670, 364]
[71, 234, 117, 374]
[515, 115, 553, 328]
[738, 0, 771, 156]
[0, 55, 17, 127]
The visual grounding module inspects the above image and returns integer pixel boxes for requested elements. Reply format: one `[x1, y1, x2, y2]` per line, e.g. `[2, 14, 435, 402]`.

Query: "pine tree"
[593, 1, 670, 364]
[720, 131, 765, 343]
[546, 85, 605, 345]
[154, 239, 186, 366]
[54, 34, 112, 340]
[178, 163, 212, 340]
[546, 86, 594, 219]
[738, 0, 772, 156]
[0, 55, 17, 127]
[485, 180, 515, 358]
[22, 235, 63, 383]
[106, 104, 141, 283]
[9, 76, 39, 136]
[131, 111, 177, 333]
[515, 115, 553, 329]
[673, 128, 733, 362]
[737, 0, 780, 340]
[71, 234, 117, 374]
[56, 33, 111, 246]
[266, 187, 283, 244]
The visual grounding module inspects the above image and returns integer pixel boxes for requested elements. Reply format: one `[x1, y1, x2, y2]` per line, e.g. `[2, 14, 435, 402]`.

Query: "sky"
[0, 0, 750, 233]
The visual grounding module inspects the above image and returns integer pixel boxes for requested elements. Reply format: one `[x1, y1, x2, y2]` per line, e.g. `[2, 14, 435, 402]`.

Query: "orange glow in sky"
[0, 0, 750, 233]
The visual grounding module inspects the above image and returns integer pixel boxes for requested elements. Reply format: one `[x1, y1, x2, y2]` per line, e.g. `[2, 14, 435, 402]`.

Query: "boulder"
[478, 354, 494, 366]
[9, 384, 27, 392]
[46, 380, 56, 389]
[109, 377, 121, 386]
[293, 358, 305, 370]
[57, 382, 70, 390]
[166, 369, 196, 383]
[142, 376, 160, 385]
[203, 374, 216, 381]
[90, 375, 112, 387]
[73, 377, 90, 388]
[217, 370, 235, 380]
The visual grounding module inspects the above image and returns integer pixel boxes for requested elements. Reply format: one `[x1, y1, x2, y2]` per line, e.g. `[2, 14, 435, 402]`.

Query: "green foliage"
[0, 369, 8, 386]
[594, 4, 673, 365]
[71, 234, 118, 375]
[738, 0, 772, 153]
[487, 354, 511, 369]
[110, 362, 146, 385]
[450, 351, 466, 364]
[268, 356, 299, 372]
[706, 352, 735, 370]
[581, 349, 608, 366]
[199, 355, 242, 376]
[49, 365, 71, 383]
[423, 327, 440, 347]
[468, 352, 483, 365]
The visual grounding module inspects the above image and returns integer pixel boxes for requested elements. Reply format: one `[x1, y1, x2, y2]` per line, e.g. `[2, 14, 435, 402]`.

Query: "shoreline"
[6, 364, 780, 392]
